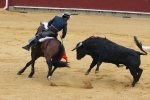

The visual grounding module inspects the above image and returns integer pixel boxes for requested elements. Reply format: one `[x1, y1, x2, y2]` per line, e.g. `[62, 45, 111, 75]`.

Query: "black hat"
[62, 12, 71, 18]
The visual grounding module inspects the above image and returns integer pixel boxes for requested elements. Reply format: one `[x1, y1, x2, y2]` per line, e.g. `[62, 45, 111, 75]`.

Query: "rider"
[22, 12, 71, 51]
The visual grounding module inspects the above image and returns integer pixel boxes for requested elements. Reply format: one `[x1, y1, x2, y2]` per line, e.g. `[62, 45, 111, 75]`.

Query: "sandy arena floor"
[0, 9, 150, 100]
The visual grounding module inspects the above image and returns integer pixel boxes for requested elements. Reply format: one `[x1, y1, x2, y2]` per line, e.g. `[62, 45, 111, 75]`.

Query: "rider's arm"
[61, 25, 67, 39]
[48, 16, 56, 26]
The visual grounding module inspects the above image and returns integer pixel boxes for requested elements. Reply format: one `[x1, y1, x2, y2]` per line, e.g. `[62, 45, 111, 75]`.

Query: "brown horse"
[17, 22, 69, 80]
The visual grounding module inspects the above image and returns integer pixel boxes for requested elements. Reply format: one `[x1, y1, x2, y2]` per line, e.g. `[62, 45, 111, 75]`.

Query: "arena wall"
[0, 0, 150, 12]
[0, 0, 6, 8]
[1, 0, 150, 18]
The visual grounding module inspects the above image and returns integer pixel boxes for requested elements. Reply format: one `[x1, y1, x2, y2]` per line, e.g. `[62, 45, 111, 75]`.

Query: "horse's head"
[35, 22, 45, 35]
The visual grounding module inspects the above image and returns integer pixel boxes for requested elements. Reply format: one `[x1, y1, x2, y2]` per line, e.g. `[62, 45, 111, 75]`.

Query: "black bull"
[72, 36, 147, 87]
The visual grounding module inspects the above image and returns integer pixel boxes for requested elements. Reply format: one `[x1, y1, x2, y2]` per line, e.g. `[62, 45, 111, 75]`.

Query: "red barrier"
[0, 0, 6, 8]
[0, 0, 150, 12]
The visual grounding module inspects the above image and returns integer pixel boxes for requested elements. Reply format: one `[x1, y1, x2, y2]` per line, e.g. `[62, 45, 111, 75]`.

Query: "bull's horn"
[78, 42, 83, 47]
[71, 42, 82, 51]
[71, 48, 76, 51]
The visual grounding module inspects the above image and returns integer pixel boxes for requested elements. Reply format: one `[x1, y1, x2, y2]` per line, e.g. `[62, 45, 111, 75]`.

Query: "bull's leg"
[95, 61, 102, 74]
[137, 68, 143, 82]
[17, 60, 32, 75]
[129, 67, 139, 87]
[46, 59, 53, 81]
[85, 59, 97, 75]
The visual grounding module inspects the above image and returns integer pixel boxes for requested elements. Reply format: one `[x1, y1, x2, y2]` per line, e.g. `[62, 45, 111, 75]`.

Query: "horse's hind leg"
[51, 67, 57, 75]
[17, 60, 32, 75]
[46, 59, 53, 81]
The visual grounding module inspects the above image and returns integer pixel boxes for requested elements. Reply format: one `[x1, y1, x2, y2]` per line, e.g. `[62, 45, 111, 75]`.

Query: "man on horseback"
[22, 12, 71, 51]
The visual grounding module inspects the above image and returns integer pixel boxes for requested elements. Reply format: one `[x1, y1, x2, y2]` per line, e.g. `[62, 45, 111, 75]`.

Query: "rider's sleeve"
[48, 16, 56, 26]
[61, 25, 67, 39]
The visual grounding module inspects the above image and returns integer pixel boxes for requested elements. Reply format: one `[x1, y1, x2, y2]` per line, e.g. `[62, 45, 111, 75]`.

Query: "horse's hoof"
[47, 76, 51, 81]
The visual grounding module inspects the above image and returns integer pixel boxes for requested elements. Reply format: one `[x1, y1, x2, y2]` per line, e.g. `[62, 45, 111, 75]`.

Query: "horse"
[17, 22, 69, 80]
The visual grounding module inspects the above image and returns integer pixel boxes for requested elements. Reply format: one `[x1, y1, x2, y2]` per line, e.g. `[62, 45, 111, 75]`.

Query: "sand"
[0, 9, 150, 100]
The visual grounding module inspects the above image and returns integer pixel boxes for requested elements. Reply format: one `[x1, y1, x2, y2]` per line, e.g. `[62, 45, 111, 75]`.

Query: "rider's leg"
[22, 41, 35, 51]
[22, 32, 43, 51]
[34, 31, 56, 47]
[42, 30, 56, 37]
[34, 32, 43, 48]
[22, 31, 56, 51]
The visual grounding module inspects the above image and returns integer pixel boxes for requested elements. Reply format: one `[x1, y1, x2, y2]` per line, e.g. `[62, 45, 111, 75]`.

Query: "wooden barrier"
[9, 6, 150, 18]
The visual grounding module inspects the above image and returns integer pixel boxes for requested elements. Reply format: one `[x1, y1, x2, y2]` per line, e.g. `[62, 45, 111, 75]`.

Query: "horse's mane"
[43, 22, 48, 29]
[35, 22, 48, 35]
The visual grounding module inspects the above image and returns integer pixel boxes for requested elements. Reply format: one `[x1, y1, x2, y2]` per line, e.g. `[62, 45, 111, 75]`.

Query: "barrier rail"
[9, 6, 150, 18]
[3, 0, 8, 10]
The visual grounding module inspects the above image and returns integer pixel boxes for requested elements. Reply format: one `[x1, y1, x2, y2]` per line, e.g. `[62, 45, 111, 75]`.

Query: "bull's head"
[72, 42, 87, 60]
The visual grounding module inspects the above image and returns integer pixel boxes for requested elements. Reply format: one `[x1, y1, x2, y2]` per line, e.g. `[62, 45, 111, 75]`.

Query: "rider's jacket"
[48, 16, 67, 38]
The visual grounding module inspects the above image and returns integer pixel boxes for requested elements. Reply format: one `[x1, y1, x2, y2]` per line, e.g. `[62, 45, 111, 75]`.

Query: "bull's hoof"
[131, 82, 137, 87]
[17, 71, 22, 75]
[131, 84, 135, 87]
[67, 65, 70, 68]
[131, 79, 139, 87]
[28, 75, 33, 78]
[85, 72, 89, 75]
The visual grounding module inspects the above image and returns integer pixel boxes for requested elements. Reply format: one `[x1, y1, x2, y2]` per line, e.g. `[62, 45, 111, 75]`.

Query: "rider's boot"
[22, 41, 34, 51]
[22, 33, 43, 51]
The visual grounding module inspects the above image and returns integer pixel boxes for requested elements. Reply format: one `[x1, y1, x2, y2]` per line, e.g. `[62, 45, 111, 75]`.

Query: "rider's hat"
[62, 12, 71, 18]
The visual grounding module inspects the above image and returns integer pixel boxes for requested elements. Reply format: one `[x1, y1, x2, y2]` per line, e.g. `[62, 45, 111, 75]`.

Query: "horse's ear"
[40, 22, 42, 25]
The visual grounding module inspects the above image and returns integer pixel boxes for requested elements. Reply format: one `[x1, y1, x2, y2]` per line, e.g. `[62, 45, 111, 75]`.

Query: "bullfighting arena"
[0, 9, 150, 100]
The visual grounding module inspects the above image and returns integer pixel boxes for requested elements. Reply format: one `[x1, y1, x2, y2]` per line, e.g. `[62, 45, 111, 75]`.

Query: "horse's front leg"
[46, 59, 53, 81]
[28, 51, 39, 78]
[17, 60, 32, 75]
[28, 59, 36, 78]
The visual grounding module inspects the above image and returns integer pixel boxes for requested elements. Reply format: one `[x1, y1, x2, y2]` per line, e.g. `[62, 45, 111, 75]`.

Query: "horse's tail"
[52, 41, 69, 67]
[52, 61, 69, 67]
[134, 36, 148, 55]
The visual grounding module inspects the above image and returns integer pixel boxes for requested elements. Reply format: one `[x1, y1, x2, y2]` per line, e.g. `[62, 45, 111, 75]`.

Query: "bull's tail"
[134, 36, 147, 55]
